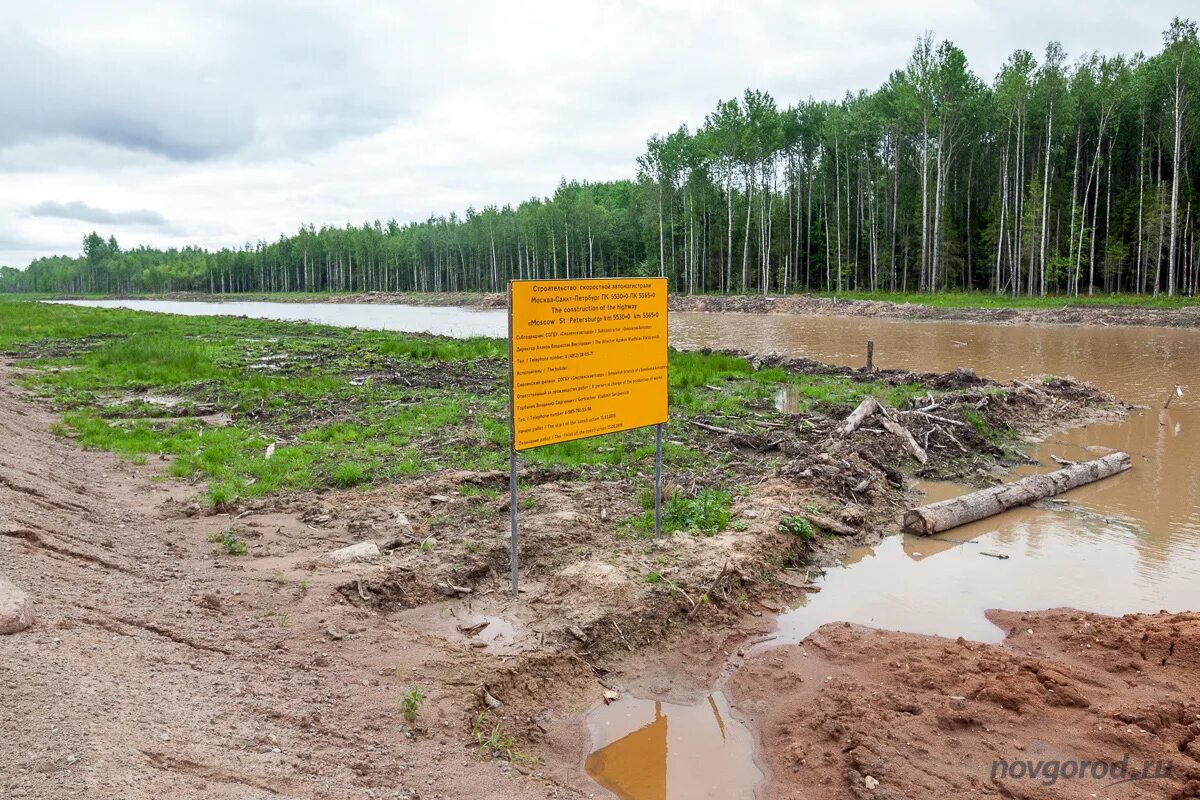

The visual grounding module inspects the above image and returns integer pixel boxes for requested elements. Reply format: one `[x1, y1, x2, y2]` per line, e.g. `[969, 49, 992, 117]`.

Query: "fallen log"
[840, 396, 880, 435]
[797, 510, 858, 536]
[689, 419, 741, 436]
[879, 417, 928, 464]
[903, 452, 1132, 535]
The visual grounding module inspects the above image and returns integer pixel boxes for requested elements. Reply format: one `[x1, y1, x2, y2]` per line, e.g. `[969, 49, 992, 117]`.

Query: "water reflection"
[585, 693, 759, 800]
[50, 299, 509, 338]
[769, 472, 1199, 645]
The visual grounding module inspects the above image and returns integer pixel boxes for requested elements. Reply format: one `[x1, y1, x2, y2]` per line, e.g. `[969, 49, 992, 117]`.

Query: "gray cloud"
[0, 31, 254, 161]
[0, 2, 422, 163]
[29, 200, 168, 227]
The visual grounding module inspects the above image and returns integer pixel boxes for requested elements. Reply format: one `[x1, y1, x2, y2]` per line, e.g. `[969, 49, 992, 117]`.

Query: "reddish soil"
[729, 610, 1200, 799]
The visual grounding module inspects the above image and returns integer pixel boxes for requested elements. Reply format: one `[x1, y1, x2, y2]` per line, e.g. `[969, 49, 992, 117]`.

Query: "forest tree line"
[3, 20, 1198, 298]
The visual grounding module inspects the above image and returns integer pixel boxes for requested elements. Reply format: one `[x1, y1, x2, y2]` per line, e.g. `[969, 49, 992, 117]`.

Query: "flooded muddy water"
[672, 311, 1200, 641]
[584, 693, 760, 800]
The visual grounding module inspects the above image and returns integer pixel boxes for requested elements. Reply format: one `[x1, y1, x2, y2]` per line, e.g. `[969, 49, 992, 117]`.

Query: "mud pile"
[729, 609, 1200, 798]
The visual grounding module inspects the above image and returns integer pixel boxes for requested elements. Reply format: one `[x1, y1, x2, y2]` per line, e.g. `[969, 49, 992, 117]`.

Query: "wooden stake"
[1164, 384, 1183, 409]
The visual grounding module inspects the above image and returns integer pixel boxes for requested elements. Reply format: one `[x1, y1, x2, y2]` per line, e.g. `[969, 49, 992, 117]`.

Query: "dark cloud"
[29, 200, 168, 227]
[0, 32, 254, 161]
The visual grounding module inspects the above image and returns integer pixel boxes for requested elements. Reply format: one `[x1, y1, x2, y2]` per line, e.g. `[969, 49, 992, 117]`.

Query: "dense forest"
[3, 21, 1198, 298]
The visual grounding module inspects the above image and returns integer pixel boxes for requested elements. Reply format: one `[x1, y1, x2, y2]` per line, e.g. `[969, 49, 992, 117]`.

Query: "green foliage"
[778, 515, 814, 540]
[207, 527, 247, 555]
[89, 335, 218, 386]
[400, 687, 425, 724]
[632, 488, 733, 536]
[471, 711, 528, 763]
[377, 336, 505, 362]
[331, 461, 370, 488]
[962, 406, 1010, 444]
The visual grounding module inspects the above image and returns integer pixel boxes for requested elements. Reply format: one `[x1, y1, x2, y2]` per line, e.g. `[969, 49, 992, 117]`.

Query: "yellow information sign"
[508, 277, 668, 451]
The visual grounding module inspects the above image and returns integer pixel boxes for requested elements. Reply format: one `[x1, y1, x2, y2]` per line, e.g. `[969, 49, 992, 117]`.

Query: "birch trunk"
[1039, 99, 1053, 295]
[1168, 62, 1183, 297]
[904, 452, 1132, 535]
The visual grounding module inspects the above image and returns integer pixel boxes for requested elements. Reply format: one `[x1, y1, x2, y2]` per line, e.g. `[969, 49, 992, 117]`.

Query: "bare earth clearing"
[3, 349, 1197, 799]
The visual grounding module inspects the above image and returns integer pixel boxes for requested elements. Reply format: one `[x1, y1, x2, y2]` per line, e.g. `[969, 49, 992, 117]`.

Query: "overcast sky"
[0, 0, 1190, 267]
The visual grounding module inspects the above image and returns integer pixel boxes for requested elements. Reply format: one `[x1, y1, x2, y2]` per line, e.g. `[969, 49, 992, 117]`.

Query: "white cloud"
[0, 0, 1188, 266]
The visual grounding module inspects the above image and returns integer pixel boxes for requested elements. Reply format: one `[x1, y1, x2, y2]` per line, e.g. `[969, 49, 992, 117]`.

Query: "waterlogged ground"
[5, 296, 1199, 799]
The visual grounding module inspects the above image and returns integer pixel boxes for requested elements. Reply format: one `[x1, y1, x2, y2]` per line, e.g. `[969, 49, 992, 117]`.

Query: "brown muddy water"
[589, 313, 1198, 800]
[56, 300, 1199, 799]
[672, 311, 1199, 643]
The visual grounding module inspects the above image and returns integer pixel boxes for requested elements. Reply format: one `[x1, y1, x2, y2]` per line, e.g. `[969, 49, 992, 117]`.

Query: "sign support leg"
[654, 423, 663, 539]
[509, 449, 519, 596]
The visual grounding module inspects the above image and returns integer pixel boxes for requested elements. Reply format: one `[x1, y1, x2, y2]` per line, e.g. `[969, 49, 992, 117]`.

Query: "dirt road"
[0, 374, 582, 800]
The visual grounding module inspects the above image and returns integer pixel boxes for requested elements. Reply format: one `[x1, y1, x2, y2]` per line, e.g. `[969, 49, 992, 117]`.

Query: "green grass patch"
[962, 405, 1012, 446]
[778, 514, 814, 539]
[0, 296, 966, 508]
[631, 488, 733, 536]
[88, 335, 218, 386]
[207, 527, 248, 555]
[331, 461, 370, 488]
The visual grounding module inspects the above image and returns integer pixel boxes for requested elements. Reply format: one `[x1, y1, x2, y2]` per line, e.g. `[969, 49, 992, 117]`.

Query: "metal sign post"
[654, 422, 663, 539]
[509, 449, 519, 595]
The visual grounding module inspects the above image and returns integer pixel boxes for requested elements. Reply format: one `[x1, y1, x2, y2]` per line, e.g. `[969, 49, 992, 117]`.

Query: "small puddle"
[584, 693, 760, 800]
[456, 614, 515, 647]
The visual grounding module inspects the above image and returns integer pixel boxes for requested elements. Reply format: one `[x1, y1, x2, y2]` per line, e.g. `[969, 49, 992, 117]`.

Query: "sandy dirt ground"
[0, 373, 595, 800]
